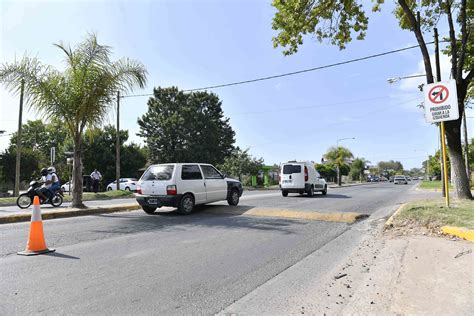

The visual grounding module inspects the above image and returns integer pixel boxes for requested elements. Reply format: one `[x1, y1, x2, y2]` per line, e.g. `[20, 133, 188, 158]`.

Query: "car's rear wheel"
[282, 190, 288, 197]
[178, 194, 195, 215]
[227, 189, 240, 206]
[125, 187, 131, 191]
[142, 205, 157, 214]
[307, 186, 314, 197]
[107, 187, 112, 191]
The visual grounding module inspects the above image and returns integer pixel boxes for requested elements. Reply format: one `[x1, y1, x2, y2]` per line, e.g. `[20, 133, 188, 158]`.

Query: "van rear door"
[281, 163, 305, 189]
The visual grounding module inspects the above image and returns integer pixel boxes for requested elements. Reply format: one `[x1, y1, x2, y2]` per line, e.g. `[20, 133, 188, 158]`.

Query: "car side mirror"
[222, 174, 227, 179]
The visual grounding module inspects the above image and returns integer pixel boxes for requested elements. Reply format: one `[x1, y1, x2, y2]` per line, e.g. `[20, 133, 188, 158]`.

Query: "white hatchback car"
[106, 178, 138, 191]
[135, 163, 243, 214]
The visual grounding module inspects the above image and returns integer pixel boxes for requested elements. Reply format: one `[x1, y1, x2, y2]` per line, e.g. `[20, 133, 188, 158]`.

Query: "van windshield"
[142, 165, 174, 181]
[283, 164, 302, 174]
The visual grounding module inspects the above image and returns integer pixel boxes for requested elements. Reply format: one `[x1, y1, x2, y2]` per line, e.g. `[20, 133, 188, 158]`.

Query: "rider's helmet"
[40, 168, 48, 176]
[47, 166, 56, 173]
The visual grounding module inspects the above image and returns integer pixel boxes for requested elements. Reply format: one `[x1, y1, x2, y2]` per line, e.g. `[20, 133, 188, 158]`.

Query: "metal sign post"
[440, 122, 450, 207]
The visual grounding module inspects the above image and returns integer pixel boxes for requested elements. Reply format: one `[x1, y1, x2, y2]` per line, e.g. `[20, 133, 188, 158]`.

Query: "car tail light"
[136, 185, 142, 194]
[304, 166, 308, 181]
[167, 185, 177, 195]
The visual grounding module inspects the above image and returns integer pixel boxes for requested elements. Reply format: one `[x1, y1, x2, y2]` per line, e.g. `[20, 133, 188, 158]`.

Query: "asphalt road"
[0, 182, 433, 314]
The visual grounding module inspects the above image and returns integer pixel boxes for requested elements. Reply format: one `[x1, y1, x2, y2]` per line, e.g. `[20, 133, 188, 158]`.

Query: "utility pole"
[116, 91, 121, 191]
[434, 28, 447, 198]
[14, 80, 25, 197]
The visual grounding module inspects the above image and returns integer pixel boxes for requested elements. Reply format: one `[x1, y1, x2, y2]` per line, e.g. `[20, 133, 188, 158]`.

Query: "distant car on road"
[107, 178, 138, 191]
[406, 176, 412, 181]
[394, 176, 408, 184]
[279, 161, 327, 197]
[389, 176, 395, 182]
[380, 176, 388, 182]
[135, 163, 243, 215]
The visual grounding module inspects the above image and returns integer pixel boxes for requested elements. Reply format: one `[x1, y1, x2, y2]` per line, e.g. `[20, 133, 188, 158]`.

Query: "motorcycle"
[16, 180, 64, 209]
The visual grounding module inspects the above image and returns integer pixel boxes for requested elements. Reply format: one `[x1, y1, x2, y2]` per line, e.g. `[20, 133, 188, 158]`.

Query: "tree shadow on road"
[89, 204, 311, 236]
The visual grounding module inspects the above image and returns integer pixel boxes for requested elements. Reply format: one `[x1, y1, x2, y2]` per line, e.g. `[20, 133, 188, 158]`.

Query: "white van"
[136, 163, 243, 215]
[279, 161, 327, 197]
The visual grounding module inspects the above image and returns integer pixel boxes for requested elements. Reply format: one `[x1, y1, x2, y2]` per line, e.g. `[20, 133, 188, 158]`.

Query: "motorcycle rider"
[36, 168, 53, 202]
[47, 166, 61, 196]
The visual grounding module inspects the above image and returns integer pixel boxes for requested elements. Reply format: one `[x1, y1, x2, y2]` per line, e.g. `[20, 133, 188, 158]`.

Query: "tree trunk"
[72, 135, 85, 208]
[445, 117, 473, 199]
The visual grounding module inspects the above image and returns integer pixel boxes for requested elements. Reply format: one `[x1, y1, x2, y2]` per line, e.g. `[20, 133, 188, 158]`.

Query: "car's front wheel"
[142, 205, 157, 214]
[125, 187, 131, 191]
[227, 189, 240, 206]
[322, 185, 327, 195]
[107, 187, 112, 191]
[307, 186, 314, 197]
[282, 190, 288, 197]
[178, 194, 195, 215]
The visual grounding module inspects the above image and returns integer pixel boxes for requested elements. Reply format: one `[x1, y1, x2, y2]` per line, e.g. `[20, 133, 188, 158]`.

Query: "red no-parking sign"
[424, 80, 459, 123]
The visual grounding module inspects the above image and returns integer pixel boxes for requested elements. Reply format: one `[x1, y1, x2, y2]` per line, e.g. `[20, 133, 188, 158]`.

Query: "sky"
[1, 0, 472, 170]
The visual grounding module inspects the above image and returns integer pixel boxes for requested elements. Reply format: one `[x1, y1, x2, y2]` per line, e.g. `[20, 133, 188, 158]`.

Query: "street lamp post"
[336, 137, 355, 186]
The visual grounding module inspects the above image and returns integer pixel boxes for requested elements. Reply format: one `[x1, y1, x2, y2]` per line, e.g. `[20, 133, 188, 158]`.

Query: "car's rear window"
[142, 165, 174, 181]
[283, 164, 302, 174]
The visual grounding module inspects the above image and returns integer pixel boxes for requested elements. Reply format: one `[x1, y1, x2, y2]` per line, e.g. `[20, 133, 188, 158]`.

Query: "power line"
[121, 41, 438, 99]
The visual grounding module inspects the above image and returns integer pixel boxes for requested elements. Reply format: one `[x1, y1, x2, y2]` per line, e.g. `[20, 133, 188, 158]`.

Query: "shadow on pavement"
[44, 252, 80, 260]
[287, 193, 351, 199]
[89, 205, 309, 236]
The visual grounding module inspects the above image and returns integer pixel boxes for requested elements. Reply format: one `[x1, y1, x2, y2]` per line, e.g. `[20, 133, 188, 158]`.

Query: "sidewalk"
[344, 235, 473, 315]
[221, 205, 473, 315]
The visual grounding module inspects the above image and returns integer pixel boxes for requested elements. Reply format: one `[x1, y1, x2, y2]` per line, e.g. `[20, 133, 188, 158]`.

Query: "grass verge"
[419, 180, 453, 190]
[0, 190, 135, 206]
[390, 198, 474, 230]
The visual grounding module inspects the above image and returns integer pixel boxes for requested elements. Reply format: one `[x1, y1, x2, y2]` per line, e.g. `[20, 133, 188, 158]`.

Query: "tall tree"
[272, 0, 473, 199]
[217, 147, 264, 180]
[82, 126, 147, 187]
[324, 146, 354, 185]
[0, 34, 147, 207]
[138, 87, 235, 165]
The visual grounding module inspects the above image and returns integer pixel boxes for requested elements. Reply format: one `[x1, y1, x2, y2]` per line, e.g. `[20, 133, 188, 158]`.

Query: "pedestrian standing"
[90, 169, 102, 193]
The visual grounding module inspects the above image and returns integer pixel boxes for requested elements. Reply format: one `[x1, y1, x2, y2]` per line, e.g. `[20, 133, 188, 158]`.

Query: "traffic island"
[384, 198, 474, 242]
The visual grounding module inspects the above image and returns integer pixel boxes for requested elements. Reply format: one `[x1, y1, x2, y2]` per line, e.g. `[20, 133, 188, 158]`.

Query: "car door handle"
[204, 182, 206, 187]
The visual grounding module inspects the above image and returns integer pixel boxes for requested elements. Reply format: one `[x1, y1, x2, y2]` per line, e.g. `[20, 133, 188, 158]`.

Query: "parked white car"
[107, 178, 138, 191]
[135, 163, 243, 214]
[279, 161, 327, 197]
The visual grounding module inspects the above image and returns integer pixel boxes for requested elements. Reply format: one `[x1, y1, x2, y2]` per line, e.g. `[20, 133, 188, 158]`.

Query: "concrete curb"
[441, 226, 474, 242]
[0, 195, 136, 207]
[328, 182, 377, 189]
[0, 203, 141, 224]
[384, 203, 406, 228]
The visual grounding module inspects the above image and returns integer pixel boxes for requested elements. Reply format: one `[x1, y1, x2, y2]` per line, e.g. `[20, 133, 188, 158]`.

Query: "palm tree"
[0, 34, 147, 207]
[324, 146, 354, 186]
[351, 157, 370, 182]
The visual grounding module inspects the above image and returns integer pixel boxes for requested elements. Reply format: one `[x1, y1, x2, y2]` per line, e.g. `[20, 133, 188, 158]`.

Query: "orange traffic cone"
[17, 196, 55, 256]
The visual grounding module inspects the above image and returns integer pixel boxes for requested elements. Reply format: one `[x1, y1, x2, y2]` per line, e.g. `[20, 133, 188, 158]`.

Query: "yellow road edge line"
[441, 226, 474, 242]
